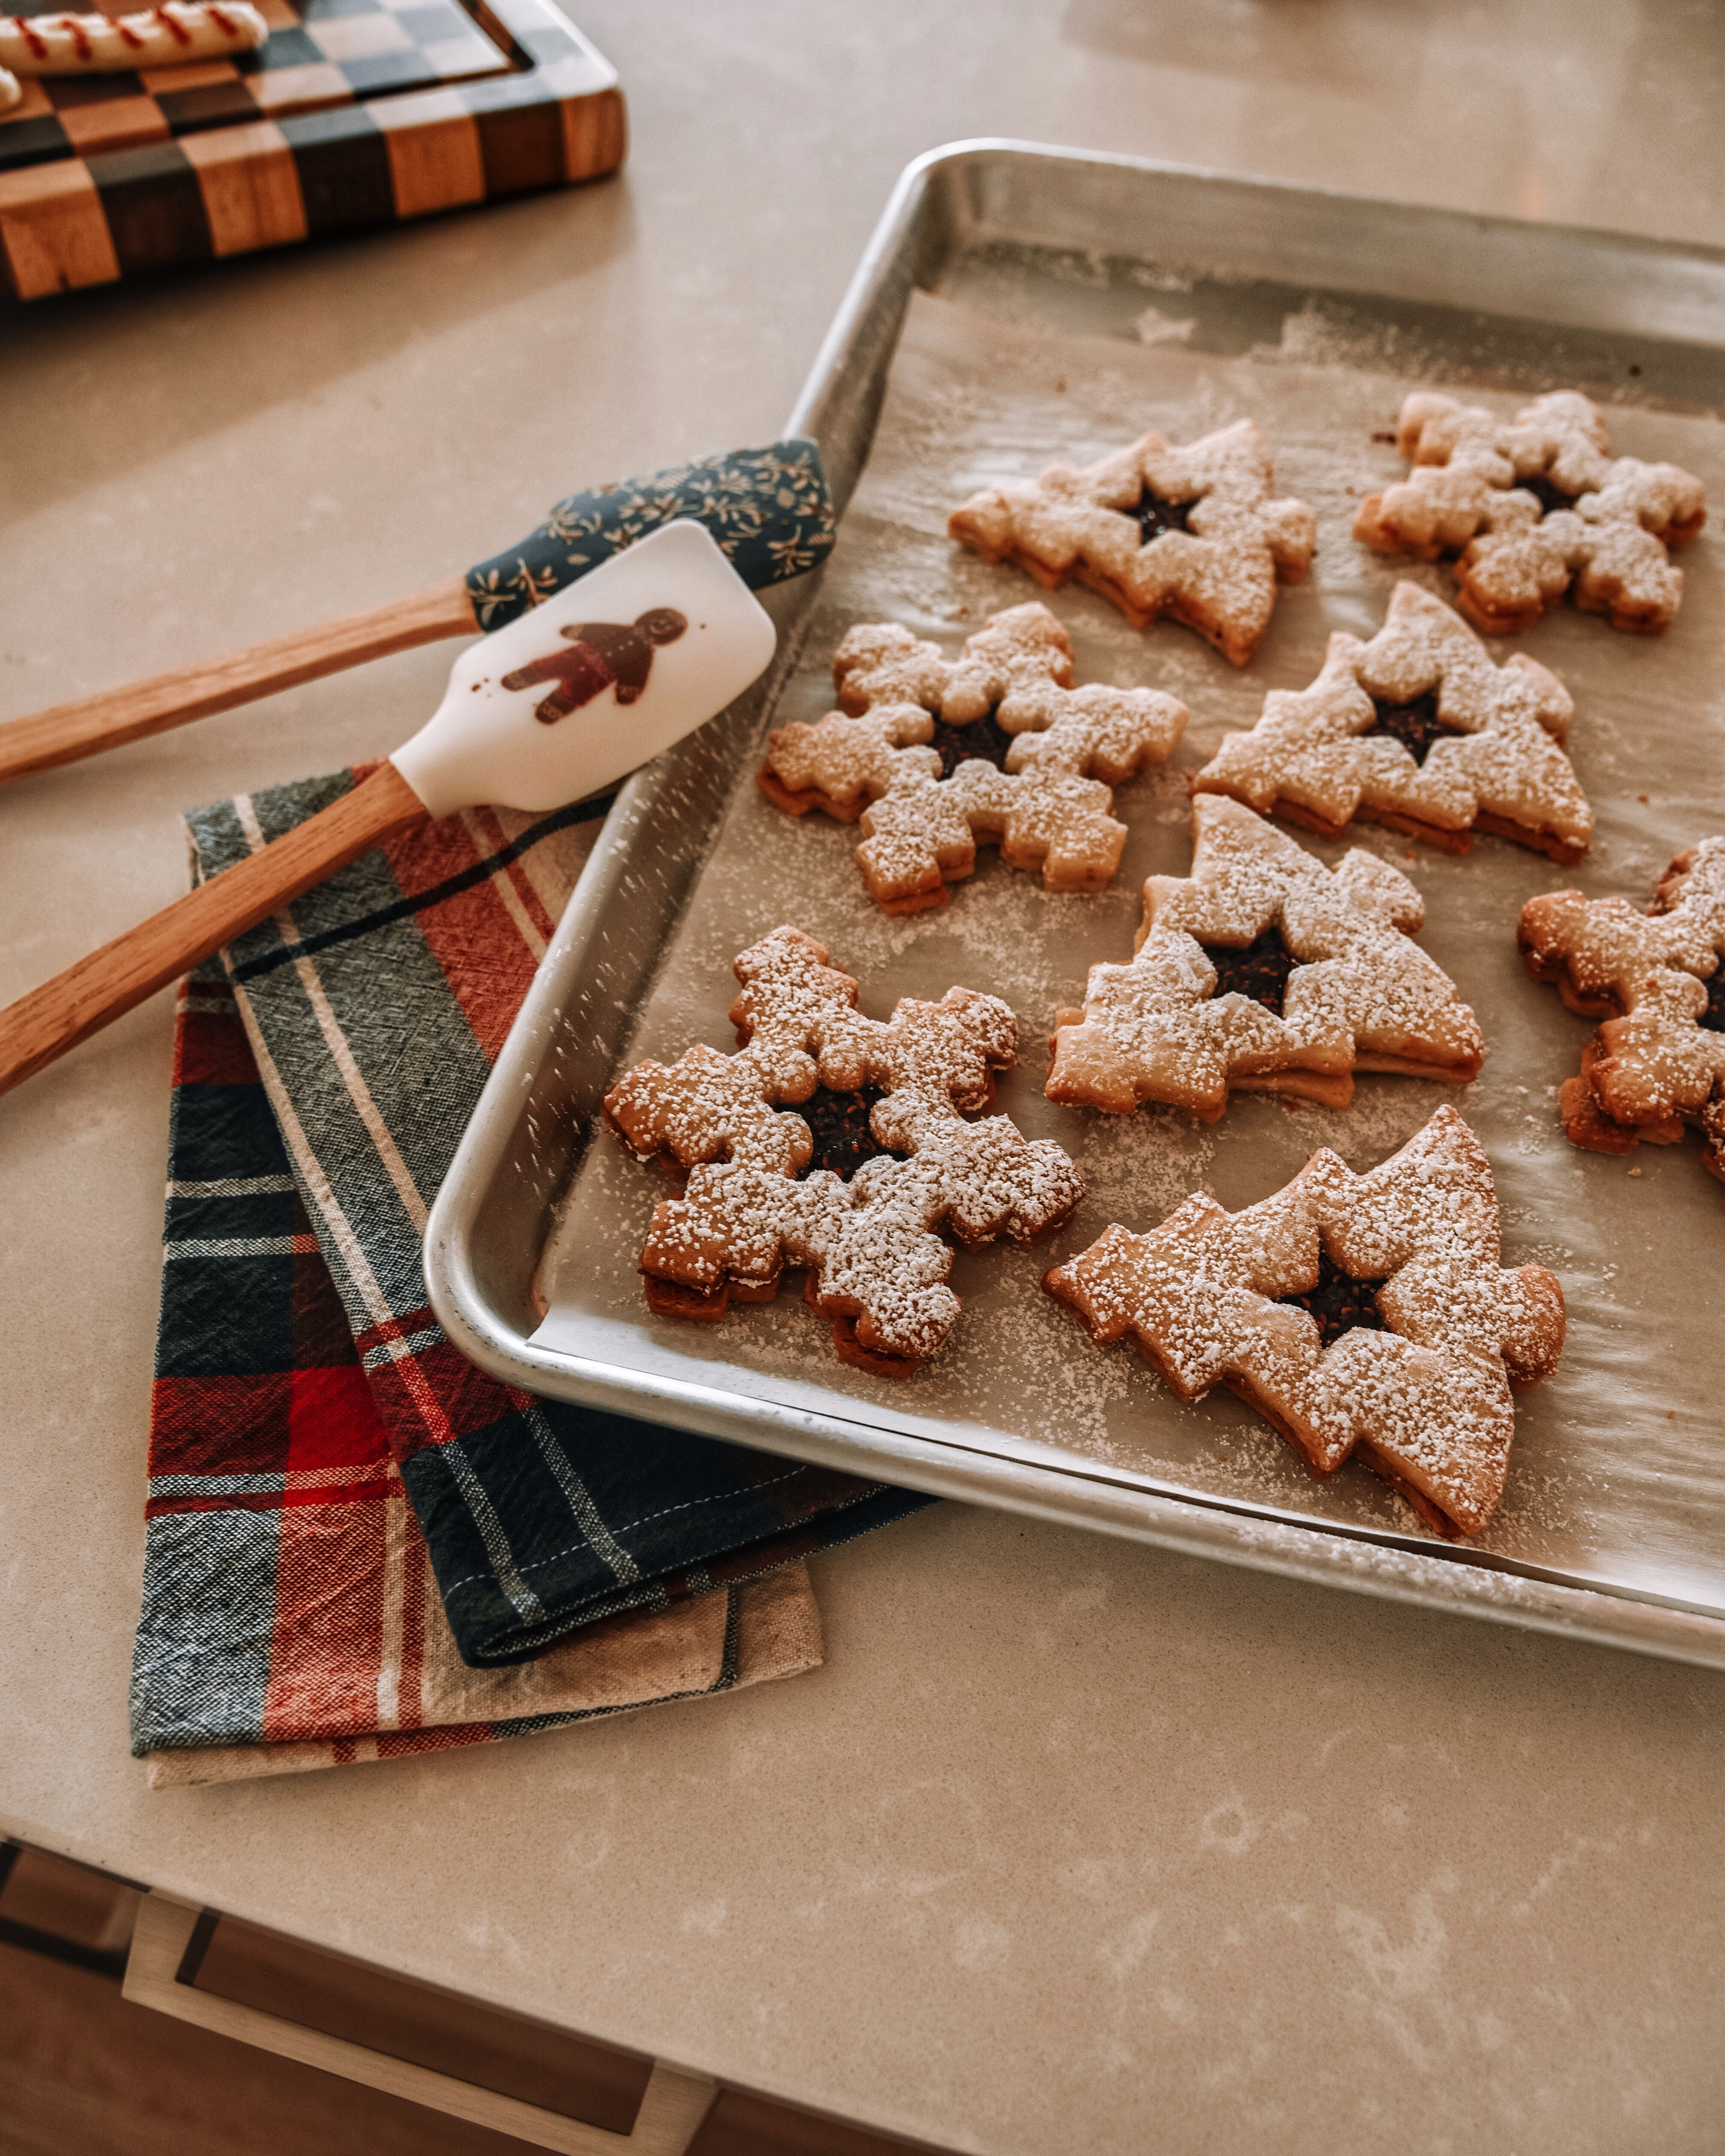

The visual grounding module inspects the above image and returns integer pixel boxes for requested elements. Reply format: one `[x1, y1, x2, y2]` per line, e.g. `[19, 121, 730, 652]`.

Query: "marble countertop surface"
[2, 5, 1722, 2151]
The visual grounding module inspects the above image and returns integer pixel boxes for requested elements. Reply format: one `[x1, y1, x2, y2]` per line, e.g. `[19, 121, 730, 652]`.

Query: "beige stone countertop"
[3, 4, 1723, 2151]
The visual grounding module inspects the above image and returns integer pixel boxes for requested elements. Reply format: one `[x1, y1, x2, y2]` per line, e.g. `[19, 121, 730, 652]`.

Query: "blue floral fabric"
[465, 437, 835, 629]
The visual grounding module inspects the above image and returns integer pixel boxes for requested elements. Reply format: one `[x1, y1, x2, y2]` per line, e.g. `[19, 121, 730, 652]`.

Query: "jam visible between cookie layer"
[1131, 489, 1196, 545]
[1277, 1250, 1391, 1348]
[930, 707, 1015, 780]
[1700, 964, 1725, 1034]
[1518, 471, 1580, 518]
[1198, 925, 1299, 1016]
[796, 1085, 908, 1181]
[1365, 690, 1451, 766]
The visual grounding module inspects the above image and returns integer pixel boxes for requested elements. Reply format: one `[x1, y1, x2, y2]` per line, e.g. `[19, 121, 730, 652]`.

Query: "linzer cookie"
[1047, 794, 1483, 1120]
[1192, 580, 1591, 864]
[1045, 1106, 1566, 1538]
[947, 419, 1315, 666]
[604, 927, 1085, 1375]
[1355, 390, 1705, 634]
[757, 601, 1187, 915]
[1518, 839, 1725, 1182]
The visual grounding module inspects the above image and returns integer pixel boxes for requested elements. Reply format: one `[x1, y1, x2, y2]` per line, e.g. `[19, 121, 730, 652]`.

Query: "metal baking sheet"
[425, 143, 1725, 1668]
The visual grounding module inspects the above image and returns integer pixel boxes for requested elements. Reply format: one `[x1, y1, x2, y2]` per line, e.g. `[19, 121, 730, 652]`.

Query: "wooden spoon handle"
[0, 761, 429, 1097]
[0, 576, 478, 787]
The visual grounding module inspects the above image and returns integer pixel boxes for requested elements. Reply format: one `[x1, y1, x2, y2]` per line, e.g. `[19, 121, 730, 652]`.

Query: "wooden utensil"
[0, 438, 830, 787]
[0, 521, 776, 1098]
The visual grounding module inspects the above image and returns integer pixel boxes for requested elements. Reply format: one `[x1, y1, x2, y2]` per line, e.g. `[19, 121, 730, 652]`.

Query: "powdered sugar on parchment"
[532, 288, 1725, 1601]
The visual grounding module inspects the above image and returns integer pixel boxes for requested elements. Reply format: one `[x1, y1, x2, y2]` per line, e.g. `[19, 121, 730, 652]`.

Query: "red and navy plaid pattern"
[131, 775, 928, 1755]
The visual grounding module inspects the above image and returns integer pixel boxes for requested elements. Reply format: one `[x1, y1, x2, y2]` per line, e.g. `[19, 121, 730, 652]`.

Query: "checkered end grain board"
[0, 0, 622, 297]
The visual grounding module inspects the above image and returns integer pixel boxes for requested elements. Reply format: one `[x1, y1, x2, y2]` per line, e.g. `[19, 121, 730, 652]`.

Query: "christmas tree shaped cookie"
[948, 418, 1315, 666]
[1355, 390, 1705, 634]
[605, 927, 1085, 1375]
[757, 601, 1187, 915]
[1192, 580, 1592, 863]
[1046, 794, 1484, 1120]
[1045, 1106, 1566, 1538]
[1519, 837, 1725, 1182]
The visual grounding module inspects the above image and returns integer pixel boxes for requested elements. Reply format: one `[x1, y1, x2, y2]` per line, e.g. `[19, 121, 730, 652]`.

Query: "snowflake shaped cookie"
[756, 601, 1188, 915]
[604, 926, 1085, 1374]
[1047, 794, 1484, 1121]
[1519, 838, 1725, 1182]
[1045, 1105, 1566, 1538]
[947, 419, 1316, 666]
[1355, 390, 1705, 634]
[1191, 580, 1591, 864]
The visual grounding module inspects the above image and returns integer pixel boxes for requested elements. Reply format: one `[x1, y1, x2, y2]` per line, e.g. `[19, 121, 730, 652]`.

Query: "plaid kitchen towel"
[135, 969, 825, 1785]
[130, 787, 932, 1770]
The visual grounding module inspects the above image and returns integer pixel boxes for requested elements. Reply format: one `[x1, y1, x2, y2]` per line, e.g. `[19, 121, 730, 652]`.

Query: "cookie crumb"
[1627, 1166, 1643, 1176]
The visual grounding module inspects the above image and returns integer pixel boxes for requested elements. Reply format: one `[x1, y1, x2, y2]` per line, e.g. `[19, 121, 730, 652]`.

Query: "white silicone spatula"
[0, 520, 775, 1098]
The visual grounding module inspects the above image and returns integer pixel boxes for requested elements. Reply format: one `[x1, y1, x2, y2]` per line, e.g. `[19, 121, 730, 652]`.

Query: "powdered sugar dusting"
[1195, 580, 1591, 859]
[529, 288, 1725, 1600]
[950, 417, 1315, 666]
[1358, 390, 1706, 633]
[1046, 1105, 1566, 1535]
[759, 600, 1187, 913]
[1049, 794, 1484, 1118]
[604, 927, 1083, 1366]
[1521, 837, 1725, 1174]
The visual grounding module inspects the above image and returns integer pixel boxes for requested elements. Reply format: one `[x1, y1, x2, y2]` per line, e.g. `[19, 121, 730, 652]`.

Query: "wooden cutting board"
[0, 0, 623, 298]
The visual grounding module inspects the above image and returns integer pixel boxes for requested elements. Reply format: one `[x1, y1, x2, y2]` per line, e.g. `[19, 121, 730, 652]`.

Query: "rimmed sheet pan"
[425, 144, 1725, 1668]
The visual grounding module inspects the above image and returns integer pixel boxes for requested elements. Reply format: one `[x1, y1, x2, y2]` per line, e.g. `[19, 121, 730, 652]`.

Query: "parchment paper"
[534, 290, 1725, 1616]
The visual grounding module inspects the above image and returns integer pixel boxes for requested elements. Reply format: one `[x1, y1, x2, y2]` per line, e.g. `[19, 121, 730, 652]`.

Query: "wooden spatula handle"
[0, 761, 430, 1097]
[0, 576, 479, 788]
